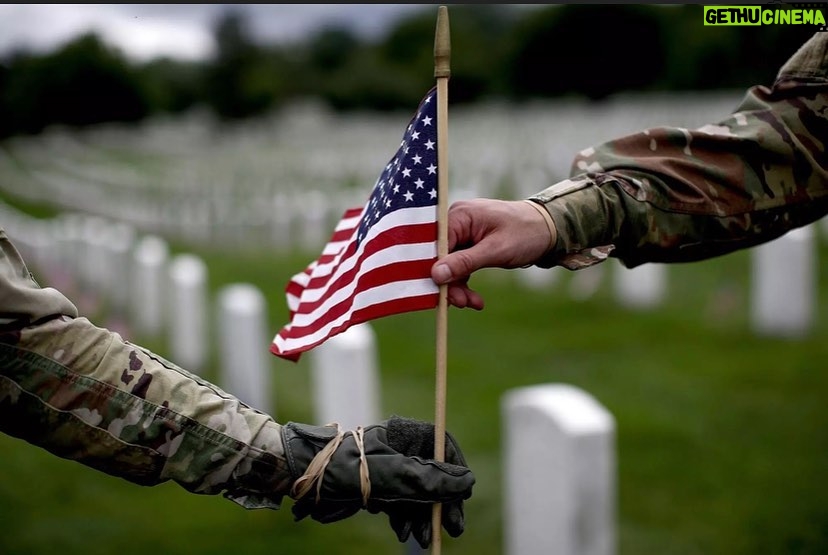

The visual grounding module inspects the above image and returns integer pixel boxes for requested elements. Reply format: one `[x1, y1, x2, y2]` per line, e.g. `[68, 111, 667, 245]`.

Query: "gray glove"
[281, 415, 475, 548]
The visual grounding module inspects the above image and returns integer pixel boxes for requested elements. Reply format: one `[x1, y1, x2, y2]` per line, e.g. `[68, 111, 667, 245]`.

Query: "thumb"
[432, 244, 497, 285]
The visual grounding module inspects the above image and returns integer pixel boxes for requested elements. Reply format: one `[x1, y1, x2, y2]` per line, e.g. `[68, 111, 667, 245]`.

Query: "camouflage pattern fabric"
[0, 228, 79, 325]
[0, 231, 292, 509]
[530, 31, 828, 270]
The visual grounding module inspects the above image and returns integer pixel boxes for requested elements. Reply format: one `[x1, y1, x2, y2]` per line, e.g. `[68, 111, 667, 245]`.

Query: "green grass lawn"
[2, 232, 827, 555]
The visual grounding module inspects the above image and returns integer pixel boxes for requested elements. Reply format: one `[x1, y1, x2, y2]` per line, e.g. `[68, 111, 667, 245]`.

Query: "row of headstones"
[515, 221, 824, 339]
[3, 91, 740, 255]
[10, 164, 360, 253]
[0, 203, 275, 413]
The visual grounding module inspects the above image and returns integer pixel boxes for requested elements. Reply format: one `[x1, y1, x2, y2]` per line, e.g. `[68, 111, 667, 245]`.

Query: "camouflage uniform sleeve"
[0, 231, 293, 510]
[0, 228, 79, 324]
[528, 31, 828, 270]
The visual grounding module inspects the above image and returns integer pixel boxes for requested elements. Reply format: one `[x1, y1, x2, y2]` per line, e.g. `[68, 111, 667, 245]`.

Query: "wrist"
[522, 199, 557, 263]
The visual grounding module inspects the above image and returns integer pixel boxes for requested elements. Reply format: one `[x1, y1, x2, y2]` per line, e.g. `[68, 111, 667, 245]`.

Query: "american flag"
[270, 87, 439, 361]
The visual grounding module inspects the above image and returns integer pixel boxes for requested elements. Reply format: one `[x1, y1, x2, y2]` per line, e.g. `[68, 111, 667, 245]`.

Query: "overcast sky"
[0, 4, 446, 62]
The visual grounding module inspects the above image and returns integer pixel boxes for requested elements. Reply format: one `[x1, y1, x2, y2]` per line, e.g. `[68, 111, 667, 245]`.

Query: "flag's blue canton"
[356, 88, 438, 246]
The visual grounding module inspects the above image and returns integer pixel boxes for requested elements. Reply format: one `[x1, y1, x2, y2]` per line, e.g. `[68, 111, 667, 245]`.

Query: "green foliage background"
[0, 5, 819, 138]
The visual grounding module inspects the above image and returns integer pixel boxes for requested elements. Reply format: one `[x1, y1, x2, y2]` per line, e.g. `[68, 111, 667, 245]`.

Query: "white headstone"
[56, 213, 87, 294]
[168, 253, 209, 373]
[298, 190, 330, 252]
[517, 265, 561, 291]
[502, 383, 616, 555]
[612, 261, 665, 309]
[131, 235, 169, 338]
[217, 283, 273, 414]
[569, 263, 606, 301]
[104, 222, 136, 315]
[309, 322, 381, 431]
[750, 225, 816, 338]
[82, 216, 116, 296]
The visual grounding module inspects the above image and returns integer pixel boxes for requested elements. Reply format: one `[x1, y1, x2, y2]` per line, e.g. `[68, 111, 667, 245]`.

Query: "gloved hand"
[281, 415, 474, 548]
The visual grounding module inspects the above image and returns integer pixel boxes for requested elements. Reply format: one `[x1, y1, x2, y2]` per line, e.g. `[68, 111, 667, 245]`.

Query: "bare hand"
[430, 199, 555, 310]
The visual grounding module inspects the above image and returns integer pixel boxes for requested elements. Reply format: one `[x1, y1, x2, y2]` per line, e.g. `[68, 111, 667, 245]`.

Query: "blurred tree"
[377, 9, 438, 106]
[505, 5, 667, 101]
[0, 62, 10, 138]
[2, 33, 149, 135]
[317, 47, 423, 112]
[658, 5, 815, 92]
[203, 9, 287, 119]
[308, 26, 360, 73]
[317, 5, 518, 112]
[440, 5, 517, 103]
[0, 5, 823, 139]
[138, 57, 204, 115]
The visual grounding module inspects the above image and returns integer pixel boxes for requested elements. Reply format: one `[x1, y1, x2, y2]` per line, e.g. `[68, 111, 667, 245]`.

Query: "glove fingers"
[374, 500, 465, 547]
[411, 510, 433, 549]
[291, 497, 315, 522]
[442, 501, 465, 538]
[412, 501, 464, 545]
[387, 509, 413, 544]
[292, 497, 360, 524]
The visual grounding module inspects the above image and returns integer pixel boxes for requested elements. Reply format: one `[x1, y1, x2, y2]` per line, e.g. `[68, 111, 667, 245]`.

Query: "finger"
[411, 512, 433, 549]
[441, 501, 466, 538]
[291, 497, 314, 522]
[292, 498, 360, 524]
[313, 504, 361, 524]
[446, 283, 484, 311]
[431, 246, 495, 286]
[387, 510, 413, 544]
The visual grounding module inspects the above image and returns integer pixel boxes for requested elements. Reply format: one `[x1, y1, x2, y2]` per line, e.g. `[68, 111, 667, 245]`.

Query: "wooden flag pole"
[432, 5, 450, 555]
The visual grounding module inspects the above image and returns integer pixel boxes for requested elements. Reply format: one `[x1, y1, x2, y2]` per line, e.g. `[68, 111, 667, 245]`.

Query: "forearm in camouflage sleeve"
[0, 315, 293, 509]
[530, 32, 828, 270]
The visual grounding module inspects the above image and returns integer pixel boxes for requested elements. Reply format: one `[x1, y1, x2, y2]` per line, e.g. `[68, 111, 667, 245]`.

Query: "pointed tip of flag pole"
[434, 5, 451, 79]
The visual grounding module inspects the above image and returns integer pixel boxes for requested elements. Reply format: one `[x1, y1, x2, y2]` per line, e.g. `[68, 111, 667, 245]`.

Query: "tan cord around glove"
[290, 423, 372, 507]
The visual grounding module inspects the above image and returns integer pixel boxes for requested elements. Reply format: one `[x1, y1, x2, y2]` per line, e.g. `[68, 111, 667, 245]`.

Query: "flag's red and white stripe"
[271, 206, 438, 360]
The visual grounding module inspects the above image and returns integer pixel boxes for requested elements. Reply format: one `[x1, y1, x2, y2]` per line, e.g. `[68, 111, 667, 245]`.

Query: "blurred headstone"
[270, 192, 293, 251]
[217, 283, 273, 414]
[612, 261, 666, 310]
[502, 383, 616, 555]
[104, 221, 137, 316]
[298, 190, 330, 252]
[168, 253, 209, 373]
[517, 265, 561, 291]
[56, 212, 87, 296]
[750, 224, 816, 338]
[309, 322, 380, 431]
[569, 263, 606, 301]
[131, 235, 169, 338]
[82, 216, 116, 298]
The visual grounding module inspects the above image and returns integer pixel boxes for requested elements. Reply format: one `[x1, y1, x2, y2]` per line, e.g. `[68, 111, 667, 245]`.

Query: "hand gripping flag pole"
[432, 6, 450, 555]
